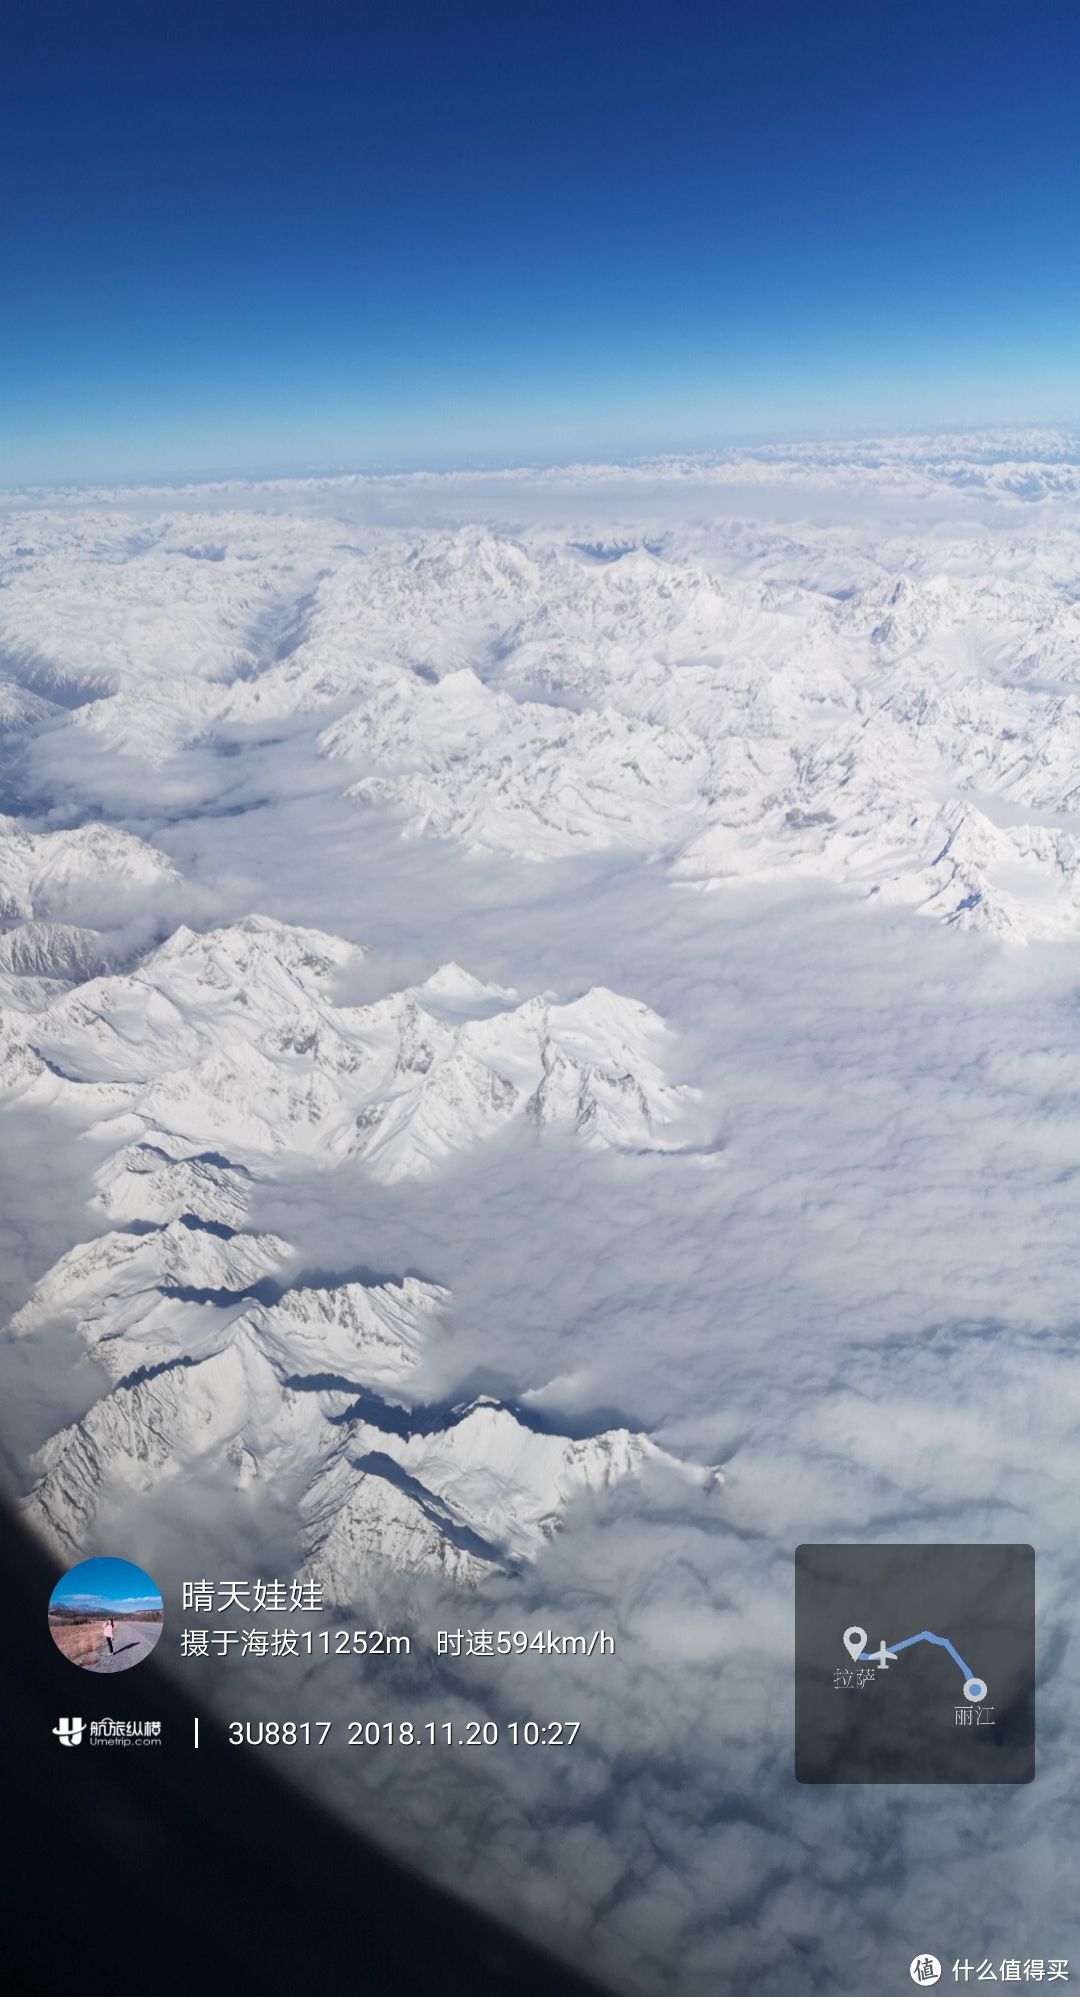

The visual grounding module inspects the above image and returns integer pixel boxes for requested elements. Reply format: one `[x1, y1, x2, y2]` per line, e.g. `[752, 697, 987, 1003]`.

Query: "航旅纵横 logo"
[52, 1715, 163, 1747]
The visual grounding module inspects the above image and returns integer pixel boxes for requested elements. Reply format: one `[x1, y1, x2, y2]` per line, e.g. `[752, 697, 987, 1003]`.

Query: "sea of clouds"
[3, 434, 1080, 1993]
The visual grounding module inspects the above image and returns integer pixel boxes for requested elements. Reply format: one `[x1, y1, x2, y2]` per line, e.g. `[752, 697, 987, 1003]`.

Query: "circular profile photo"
[48, 1557, 164, 1673]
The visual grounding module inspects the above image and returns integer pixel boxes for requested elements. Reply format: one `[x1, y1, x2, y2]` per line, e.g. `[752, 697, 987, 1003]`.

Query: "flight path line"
[858, 1629, 975, 1683]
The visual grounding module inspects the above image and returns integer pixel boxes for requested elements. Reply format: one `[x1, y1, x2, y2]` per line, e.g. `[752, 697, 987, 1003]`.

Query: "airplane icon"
[865, 1638, 898, 1669]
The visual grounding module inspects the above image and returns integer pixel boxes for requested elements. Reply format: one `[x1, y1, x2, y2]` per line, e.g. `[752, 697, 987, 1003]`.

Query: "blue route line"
[857, 1629, 978, 1685]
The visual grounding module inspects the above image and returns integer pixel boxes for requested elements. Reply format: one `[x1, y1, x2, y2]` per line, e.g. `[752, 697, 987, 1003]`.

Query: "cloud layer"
[2, 437, 1080, 1994]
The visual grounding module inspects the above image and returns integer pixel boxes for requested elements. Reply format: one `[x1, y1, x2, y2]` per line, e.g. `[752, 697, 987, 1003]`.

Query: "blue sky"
[3, 0, 1079, 484]
[49, 1556, 162, 1615]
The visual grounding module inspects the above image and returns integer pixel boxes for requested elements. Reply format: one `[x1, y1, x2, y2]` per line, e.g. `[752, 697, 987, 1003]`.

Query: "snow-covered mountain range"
[4, 436, 1080, 1594]
[15, 1203, 704, 1582]
[5, 455, 1080, 939]
[1, 913, 697, 1172]
[1, 910, 705, 1580]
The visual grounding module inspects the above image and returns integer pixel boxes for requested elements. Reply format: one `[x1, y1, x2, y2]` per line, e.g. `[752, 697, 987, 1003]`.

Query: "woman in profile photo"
[49, 1558, 165, 1675]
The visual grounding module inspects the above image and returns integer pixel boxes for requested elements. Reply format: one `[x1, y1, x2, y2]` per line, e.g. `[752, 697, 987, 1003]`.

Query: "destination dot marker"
[962, 1677, 988, 1702]
[843, 1625, 867, 1662]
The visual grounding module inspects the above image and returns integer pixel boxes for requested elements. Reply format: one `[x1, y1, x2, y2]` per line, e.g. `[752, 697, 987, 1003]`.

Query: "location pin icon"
[843, 1625, 867, 1662]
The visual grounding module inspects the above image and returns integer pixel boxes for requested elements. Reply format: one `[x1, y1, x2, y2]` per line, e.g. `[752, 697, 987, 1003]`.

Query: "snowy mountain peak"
[0, 920, 116, 983]
[1, 919, 699, 1176]
[146, 913, 365, 990]
[93, 1137, 253, 1230]
[0, 819, 177, 926]
[413, 961, 519, 1015]
[15, 1210, 694, 1588]
[300, 1393, 700, 1594]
